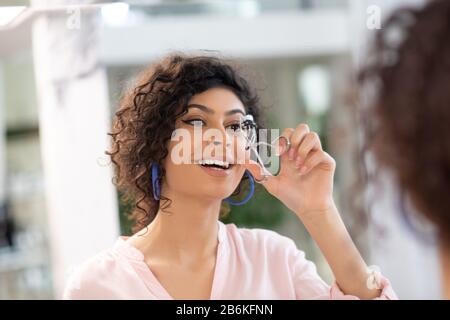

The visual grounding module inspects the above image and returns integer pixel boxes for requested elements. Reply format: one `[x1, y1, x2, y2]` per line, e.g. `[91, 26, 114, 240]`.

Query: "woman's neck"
[131, 191, 223, 264]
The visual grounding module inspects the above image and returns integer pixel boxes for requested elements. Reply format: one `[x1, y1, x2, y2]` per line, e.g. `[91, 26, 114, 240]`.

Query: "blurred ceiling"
[0, 0, 349, 59]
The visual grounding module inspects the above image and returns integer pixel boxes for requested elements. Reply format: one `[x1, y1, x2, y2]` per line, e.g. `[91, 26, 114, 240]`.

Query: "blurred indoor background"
[0, 0, 441, 299]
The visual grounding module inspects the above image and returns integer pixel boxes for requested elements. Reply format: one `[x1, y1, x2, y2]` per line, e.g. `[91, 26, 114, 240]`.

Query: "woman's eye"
[227, 123, 242, 132]
[183, 119, 205, 127]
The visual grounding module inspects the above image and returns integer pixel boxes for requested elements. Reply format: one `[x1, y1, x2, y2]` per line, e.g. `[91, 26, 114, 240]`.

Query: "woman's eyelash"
[227, 123, 242, 131]
[182, 119, 242, 131]
[182, 119, 205, 126]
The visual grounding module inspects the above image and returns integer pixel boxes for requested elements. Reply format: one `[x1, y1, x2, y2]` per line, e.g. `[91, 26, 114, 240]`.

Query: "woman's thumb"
[242, 159, 276, 188]
[243, 159, 265, 180]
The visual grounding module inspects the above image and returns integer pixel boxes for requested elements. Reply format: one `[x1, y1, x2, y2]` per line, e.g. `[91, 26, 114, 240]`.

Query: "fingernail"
[299, 166, 308, 175]
[295, 157, 302, 168]
[288, 149, 295, 160]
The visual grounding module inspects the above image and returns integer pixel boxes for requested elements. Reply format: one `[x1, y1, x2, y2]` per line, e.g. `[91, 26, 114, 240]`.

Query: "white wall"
[99, 9, 350, 64]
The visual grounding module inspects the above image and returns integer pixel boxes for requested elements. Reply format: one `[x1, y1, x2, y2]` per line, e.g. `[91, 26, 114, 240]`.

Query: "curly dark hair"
[358, 0, 450, 246]
[106, 53, 263, 233]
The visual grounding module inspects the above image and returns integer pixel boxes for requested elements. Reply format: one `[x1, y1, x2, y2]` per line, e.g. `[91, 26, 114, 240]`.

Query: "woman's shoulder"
[62, 237, 139, 299]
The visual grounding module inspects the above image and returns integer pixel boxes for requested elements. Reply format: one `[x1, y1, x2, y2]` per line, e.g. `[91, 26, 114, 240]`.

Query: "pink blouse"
[63, 220, 397, 300]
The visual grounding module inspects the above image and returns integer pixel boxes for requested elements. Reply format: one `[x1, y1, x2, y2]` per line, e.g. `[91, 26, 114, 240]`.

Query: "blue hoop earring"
[224, 170, 255, 206]
[151, 163, 160, 201]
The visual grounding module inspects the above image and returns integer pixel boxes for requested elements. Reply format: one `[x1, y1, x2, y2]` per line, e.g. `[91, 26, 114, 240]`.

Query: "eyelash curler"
[239, 114, 291, 182]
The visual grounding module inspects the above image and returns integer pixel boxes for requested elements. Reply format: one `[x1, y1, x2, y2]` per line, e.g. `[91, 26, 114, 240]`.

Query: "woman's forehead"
[187, 87, 246, 114]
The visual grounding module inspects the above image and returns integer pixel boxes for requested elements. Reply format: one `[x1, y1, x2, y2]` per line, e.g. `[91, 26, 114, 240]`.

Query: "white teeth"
[198, 159, 230, 169]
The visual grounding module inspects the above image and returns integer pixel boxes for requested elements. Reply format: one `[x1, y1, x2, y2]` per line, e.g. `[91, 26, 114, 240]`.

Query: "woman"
[359, 0, 450, 299]
[63, 54, 396, 299]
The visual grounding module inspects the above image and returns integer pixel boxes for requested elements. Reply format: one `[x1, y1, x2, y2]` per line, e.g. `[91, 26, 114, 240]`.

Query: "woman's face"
[162, 87, 250, 201]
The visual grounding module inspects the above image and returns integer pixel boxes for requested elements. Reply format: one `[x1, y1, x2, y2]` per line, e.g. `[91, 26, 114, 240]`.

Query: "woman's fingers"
[277, 128, 294, 156]
[276, 124, 329, 175]
[295, 132, 321, 168]
[288, 124, 310, 160]
[300, 150, 335, 175]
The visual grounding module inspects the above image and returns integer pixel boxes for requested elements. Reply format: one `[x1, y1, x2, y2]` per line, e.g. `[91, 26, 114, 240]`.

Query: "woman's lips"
[198, 164, 234, 177]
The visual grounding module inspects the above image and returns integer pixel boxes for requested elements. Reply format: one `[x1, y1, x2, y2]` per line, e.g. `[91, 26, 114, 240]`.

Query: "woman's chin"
[193, 187, 236, 201]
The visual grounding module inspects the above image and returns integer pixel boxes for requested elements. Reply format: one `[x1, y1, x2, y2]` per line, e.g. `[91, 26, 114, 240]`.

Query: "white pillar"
[31, 0, 120, 298]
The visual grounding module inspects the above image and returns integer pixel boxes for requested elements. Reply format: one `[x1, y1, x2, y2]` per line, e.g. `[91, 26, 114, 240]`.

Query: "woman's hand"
[243, 123, 387, 299]
[244, 123, 336, 221]
[244, 124, 384, 299]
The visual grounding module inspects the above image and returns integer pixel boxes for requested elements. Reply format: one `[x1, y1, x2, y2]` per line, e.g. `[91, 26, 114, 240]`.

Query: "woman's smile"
[195, 158, 237, 177]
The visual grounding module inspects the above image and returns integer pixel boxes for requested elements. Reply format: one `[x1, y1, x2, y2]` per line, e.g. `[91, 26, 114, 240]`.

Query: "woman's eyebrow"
[186, 103, 245, 116]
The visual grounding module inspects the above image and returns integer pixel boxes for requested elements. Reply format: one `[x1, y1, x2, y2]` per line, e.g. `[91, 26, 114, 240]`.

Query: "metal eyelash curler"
[239, 114, 291, 182]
